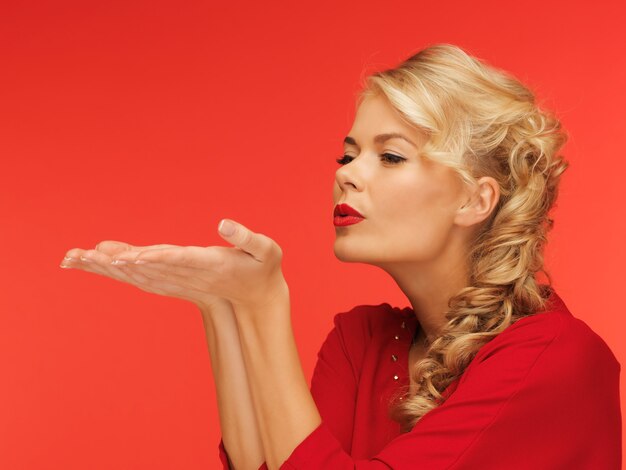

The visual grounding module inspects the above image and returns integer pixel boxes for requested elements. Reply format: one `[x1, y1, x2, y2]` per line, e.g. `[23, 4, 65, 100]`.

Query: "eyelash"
[336, 153, 406, 165]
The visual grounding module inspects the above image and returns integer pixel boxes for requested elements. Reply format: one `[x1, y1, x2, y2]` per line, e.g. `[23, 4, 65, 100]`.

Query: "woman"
[61, 43, 622, 469]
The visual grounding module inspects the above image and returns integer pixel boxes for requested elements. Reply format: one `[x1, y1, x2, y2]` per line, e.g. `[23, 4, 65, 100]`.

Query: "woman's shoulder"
[473, 290, 620, 378]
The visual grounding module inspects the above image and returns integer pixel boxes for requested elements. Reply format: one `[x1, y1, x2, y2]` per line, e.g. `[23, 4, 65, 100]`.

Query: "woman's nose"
[335, 159, 362, 191]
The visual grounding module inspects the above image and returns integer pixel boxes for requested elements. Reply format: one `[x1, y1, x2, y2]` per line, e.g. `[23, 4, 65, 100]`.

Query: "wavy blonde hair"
[357, 43, 570, 432]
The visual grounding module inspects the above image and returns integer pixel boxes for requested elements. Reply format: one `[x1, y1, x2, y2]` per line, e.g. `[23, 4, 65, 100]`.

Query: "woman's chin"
[333, 243, 368, 263]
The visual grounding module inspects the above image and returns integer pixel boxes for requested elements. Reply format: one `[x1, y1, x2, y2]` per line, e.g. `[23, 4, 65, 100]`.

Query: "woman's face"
[332, 93, 470, 267]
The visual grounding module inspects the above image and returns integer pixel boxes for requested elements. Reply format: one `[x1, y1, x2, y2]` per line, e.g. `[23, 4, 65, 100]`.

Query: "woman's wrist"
[197, 299, 238, 335]
[196, 296, 233, 316]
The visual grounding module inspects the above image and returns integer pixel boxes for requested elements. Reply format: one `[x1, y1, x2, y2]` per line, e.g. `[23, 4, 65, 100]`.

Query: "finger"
[62, 248, 148, 287]
[66, 256, 135, 286]
[217, 219, 275, 262]
[73, 250, 187, 298]
[94, 241, 134, 255]
[111, 246, 226, 270]
[94, 241, 179, 256]
[62, 243, 176, 265]
[61, 248, 197, 300]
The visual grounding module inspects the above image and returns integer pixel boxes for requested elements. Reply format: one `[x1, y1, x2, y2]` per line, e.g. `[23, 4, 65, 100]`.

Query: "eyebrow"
[343, 132, 418, 149]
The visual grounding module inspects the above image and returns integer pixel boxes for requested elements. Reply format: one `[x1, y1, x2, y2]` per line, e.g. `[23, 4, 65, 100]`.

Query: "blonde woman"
[61, 43, 622, 469]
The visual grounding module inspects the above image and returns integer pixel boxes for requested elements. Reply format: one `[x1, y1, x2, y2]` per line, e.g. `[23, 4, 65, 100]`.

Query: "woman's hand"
[60, 218, 289, 313]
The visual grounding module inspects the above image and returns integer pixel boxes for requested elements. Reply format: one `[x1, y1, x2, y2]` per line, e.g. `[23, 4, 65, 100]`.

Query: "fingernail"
[218, 219, 236, 236]
[111, 260, 127, 265]
[80, 256, 93, 263]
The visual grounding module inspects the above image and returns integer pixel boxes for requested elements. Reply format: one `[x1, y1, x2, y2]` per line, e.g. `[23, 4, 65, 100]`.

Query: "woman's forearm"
[234, 294, 322, 470]
[200, 304, 266, 470]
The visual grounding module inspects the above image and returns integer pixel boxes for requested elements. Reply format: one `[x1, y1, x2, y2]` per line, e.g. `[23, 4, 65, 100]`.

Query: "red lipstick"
[333, 203, 365, 227]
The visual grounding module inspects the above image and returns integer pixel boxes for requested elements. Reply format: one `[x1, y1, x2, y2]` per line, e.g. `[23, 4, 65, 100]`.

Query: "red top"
[218, 289, 622, 469]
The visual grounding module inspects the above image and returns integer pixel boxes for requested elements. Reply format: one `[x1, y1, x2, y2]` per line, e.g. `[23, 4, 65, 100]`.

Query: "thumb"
[218, 218, 266, 261]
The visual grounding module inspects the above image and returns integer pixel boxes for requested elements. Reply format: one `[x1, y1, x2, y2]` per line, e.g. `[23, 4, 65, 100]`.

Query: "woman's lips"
[334, 203, 364, 218]
[333, 215, 365, 226]
[333, 203, 365, 226]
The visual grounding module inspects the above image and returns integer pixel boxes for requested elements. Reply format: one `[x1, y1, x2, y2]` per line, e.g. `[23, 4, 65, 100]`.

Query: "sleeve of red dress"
[278, 312, 622, 469]
[217, 437, 269, 470]
[307, 309, 361, 453]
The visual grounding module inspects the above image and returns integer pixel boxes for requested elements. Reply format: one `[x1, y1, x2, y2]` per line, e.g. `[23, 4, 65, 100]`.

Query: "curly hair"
[357, 43, 570, 433]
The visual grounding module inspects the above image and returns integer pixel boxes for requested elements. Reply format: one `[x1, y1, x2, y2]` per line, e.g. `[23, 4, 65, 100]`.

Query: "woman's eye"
[335, 153, 406, 165]
[381, 153, 406, 164]
[335, 155, 354, 165]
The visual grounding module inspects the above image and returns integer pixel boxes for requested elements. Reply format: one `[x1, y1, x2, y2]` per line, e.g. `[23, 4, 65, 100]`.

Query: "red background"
[1, 1, 624, 468]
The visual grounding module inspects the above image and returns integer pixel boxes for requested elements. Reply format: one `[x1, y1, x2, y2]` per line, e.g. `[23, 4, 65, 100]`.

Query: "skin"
[334, 92, 500, 349]
[60, 92, 500, 468]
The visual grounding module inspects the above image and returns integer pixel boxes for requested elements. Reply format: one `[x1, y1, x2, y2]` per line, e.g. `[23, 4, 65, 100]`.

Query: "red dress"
[218, 289, 622, 469]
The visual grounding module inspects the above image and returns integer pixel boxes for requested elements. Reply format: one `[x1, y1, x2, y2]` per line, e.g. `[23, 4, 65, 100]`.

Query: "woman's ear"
[454, 177, 500, 228]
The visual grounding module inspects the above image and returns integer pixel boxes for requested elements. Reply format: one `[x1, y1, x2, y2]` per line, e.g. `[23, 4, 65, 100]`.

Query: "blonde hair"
[358, 43, 570, 432]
